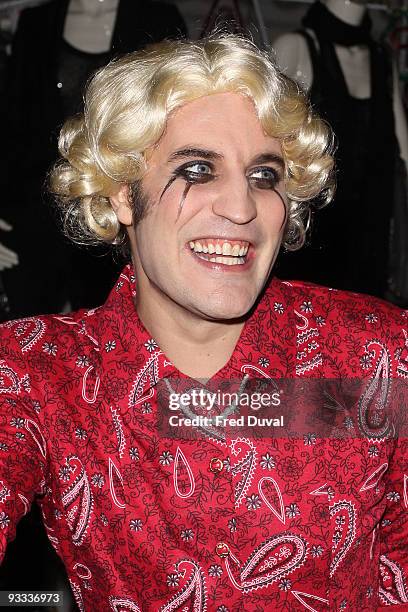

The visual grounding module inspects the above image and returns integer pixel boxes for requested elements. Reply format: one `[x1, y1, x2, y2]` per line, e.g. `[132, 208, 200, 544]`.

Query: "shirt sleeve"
[377, 435, 408, 608]
[0, 368, 47, 564]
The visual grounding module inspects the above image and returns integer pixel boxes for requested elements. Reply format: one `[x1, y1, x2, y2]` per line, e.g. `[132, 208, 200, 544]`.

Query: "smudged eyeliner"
[159, 160, 286, 223]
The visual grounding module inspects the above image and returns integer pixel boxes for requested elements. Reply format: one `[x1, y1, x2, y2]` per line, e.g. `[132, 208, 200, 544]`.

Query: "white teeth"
[208, 256, 245, 266]
[189, 240, 250, 260]
[194, 253, 245, 266]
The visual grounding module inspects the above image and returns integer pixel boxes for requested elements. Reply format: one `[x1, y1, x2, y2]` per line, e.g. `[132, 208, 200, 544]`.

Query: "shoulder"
[272, 33, 313, 89]
[273, 32, 308, 48]
[273, 32, 311, 62]
[271, 278, 407, 376]
[288, 279, 405, 333]
[0, 309, 100, 387]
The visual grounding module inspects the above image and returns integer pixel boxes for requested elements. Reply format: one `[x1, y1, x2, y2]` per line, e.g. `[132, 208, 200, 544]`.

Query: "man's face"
[125, 92, 287, 321]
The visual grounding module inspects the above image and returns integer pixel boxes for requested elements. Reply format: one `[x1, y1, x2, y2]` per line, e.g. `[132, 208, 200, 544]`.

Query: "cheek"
[175, 183, 193, 221]
[277, 194, 288, 231]
[263, 191, 288, 233]
[160, 183, 208, 224]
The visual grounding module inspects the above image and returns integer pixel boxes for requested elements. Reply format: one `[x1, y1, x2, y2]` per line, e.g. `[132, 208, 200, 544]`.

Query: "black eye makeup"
[164, 160, 282, 193]
[158, 158, 285, 222]
[158, 160, 214, 204]
[173, 161, 215, 184]
[248, 166, 282, 189]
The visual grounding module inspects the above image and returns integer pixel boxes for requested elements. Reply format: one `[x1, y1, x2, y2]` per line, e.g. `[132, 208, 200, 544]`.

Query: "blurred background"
[0, 0, 407, 609]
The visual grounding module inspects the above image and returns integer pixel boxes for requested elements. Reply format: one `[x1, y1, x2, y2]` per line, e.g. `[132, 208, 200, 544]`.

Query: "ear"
[110, 184, 133, 226]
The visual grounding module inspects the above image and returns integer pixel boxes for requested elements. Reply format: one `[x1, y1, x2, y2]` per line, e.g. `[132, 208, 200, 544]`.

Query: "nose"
[211, 177, 257, 225]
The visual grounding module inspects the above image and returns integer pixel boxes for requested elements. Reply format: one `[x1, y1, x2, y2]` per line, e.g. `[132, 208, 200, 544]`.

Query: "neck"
[135, 281, 245, 380]
[322, 0, 366, 26]
[64, 0, 119, 53]
[68, 0, 119, 18]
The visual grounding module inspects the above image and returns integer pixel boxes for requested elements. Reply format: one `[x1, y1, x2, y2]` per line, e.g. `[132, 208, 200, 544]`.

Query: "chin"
[195, 294, 258, 321]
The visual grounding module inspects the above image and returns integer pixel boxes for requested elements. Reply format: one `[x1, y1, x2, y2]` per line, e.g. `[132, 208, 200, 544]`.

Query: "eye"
[175, 161, 214, 183]
[249, 167, 281, 189]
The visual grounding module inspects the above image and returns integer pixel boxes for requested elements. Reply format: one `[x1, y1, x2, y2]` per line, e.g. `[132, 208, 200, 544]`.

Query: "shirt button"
[208, 457, 224, 473]
[215, 542, 230, 558]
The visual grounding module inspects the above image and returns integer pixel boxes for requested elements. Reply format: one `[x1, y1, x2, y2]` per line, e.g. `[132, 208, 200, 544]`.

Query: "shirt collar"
[91, 264, 294, 400]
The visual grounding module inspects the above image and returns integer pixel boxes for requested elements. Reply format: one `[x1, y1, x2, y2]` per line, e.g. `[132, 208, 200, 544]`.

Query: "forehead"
[149, 92, 282, 162]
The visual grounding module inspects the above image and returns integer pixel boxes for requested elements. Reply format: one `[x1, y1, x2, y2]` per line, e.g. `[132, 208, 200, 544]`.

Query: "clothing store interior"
[0, 0, 407, 609]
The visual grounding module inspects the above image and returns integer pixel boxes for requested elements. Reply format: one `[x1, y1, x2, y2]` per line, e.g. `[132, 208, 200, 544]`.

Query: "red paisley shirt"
[0, 264, 407, 611]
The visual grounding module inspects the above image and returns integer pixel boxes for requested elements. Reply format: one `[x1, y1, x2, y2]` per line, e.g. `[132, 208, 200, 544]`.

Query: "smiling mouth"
[188, 239, 250, 266]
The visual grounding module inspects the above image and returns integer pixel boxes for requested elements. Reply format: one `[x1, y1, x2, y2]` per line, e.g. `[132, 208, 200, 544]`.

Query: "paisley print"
[61, 456, 94, 546]
[310, 483, 335, 501]
[17, 493, 29, 515]
[258, 477, 286, 524]
[0, 480, 10, 505]
[73, 563, 92, 580]
[224, 533, 308, 592]
[69, 580, 85, 612]
[241, 363, 271, 378]
[4, 317, 45, 352]
[329, 501, 357, 577]
[111, 407, 126, 459]
[358, 341, 393, 439]
[173, 447, 195, 499]
[0, 360, 30, 395]
[159, 560, 207, 612]
[359, 463, 389, 492]
[109, 597, 142, 611]
[82, 365, 100, 404]
[295, 309, 322, 375]
[129, 351, 162, 408]
[108, 457, 126, 509]
[0, 265, 406, 610]
[25, 418, 47, 458]
[397, 329, 408, 378]
[291, 589, 329, 611]
[379, 555, 408, 605]
[230, 438, 257, 508]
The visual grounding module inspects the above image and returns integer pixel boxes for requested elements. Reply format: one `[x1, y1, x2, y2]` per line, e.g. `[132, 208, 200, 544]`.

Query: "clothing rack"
[0, 0, 47, 10]
[0, 0, 391, 12]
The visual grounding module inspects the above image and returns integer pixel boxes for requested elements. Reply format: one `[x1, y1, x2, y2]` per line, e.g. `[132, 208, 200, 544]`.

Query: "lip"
[185, 243, 255, 272]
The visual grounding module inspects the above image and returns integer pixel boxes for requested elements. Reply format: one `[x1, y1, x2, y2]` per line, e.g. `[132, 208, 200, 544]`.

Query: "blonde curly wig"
[49, 33, 335, 251]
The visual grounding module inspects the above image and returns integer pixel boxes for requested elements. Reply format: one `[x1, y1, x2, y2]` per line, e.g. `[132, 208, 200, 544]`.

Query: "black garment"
[58, 39, 111, 119]
[2, 0, 187, 316]
[276, 2, 399, 298]
[302, 0, 372, 45]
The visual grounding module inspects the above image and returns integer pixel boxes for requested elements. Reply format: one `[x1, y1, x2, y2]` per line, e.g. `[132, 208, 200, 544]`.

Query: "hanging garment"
[1, 0, 187, 317]
[276, 1, 400, 299]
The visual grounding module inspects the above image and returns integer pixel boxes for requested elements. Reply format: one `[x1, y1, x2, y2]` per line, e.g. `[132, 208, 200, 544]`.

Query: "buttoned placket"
[93, 265, 298, 609]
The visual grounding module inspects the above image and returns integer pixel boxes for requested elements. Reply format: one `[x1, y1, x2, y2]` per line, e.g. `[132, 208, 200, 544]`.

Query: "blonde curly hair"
[49, 33, 335, 252]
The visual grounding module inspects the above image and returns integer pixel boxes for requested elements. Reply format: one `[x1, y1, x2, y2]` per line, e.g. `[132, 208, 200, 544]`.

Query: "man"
[0, 35, 407, 611]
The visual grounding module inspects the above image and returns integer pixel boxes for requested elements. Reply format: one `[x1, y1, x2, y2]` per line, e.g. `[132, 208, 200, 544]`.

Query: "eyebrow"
[167, 147, 223, 163]
[167, 147, 285, 170]
[252, 153, 285, 171]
